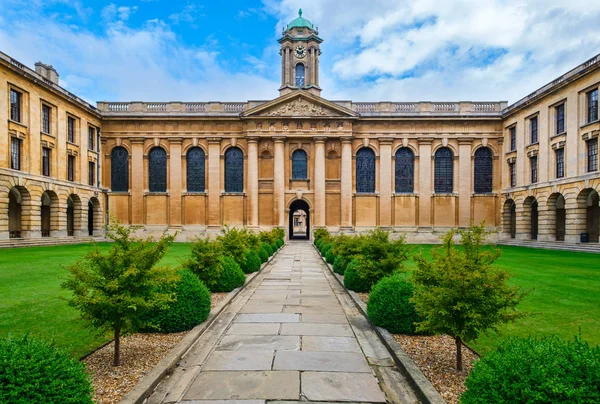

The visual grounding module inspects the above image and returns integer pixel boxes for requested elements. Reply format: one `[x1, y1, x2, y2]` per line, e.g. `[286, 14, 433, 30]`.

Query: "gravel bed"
[211, 292, 228, 308]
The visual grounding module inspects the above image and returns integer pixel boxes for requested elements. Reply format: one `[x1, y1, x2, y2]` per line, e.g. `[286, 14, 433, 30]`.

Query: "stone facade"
[1, 12, 599, 243]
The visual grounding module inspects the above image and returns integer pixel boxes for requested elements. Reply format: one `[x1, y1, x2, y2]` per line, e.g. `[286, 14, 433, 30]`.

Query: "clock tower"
[278, 9, 322, 96]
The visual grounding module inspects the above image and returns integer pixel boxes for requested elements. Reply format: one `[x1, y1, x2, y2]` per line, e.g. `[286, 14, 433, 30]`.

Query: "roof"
[287, 9, 314, 30]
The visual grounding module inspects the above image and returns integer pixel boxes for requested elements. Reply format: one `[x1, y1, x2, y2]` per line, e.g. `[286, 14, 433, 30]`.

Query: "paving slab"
[217, 335, 301, 351]
[280, 323, 354, 337]
[301, 314, 348, 324]
[273, 351, 370, 372]
[226, 323, 281, 335]
[235, 313, 300, 323]
[203, 351, 274, 371]
[239, 304, 284, 313]
[283, 306, 344, 315]
[301, 372, 387, 403]
[302, 336, 362, 353]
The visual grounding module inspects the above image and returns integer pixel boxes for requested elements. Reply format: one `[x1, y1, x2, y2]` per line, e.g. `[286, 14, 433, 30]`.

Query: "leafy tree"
[218, 226, 250, 268]
[183, 237, 225, 290]
[61, 221, 178, 366]
[411, 224, 526, 371]
[355, 229, 409, 286]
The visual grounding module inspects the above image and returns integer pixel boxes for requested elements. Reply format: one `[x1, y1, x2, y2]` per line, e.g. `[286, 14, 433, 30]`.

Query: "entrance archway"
[88, 197, 101, 236]
[548, 193, 566, 241]
[88, 201, 94, 236]
[8, 188, 22, 238]
[289, 199, 310, 240]
[502, 199, 516, 239]
[531, 200, 538, 240]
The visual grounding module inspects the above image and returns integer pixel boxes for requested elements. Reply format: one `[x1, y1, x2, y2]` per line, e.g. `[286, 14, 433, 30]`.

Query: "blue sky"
[1, 0, 600, 104]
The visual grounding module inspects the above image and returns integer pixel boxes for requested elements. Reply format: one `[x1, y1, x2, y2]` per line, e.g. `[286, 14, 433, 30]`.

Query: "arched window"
[148, 147, 167, 192]
[434, 147, 453, 193]
[186, 147, 205, 192]
[356, 147, 375, 193]
[395, 148, 414, 193]
[292, 149, 308, 179]
[225, 147, 244, 193]
[110, 146, 129, 192]
[474, 147, 493, 193]
[295, 63, 305, 87]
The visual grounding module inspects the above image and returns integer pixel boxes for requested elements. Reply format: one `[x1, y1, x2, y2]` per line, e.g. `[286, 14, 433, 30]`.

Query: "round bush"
[276, 239, 284, 248]
[315, 239, 323, 251]
[0, 335, 94, 403]
[258, 246, 269, 263]
[333, 256, 346, 275]
[461, 336, 600, 403]
[321, 243, 332, 256]
[242, 249, 262, 273]
[271, 242, 278, 252]
[325, 249, 336, 264]
[261, 242, 274, 257]
[141, 269, 211, 333]
[213, 256, 246, 292]
[367, 274, 420, 334]
[343, 260, 371, 292]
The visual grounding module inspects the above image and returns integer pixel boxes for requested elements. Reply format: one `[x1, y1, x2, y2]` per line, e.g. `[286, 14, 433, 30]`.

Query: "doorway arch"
[288, 199, 310, 240]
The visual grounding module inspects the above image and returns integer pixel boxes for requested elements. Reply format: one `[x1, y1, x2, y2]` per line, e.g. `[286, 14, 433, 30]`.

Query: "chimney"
[35, 62, 59, 85]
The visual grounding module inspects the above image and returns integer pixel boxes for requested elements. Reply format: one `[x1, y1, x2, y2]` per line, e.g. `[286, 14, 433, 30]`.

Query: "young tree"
[411, 224, 526, 371]
[61, 221, 178, 366]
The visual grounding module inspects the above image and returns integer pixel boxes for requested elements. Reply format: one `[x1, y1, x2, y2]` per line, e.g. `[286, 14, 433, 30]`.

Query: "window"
[42, 147, 50, 176]
[395, 148, 414, 193]
[111, 147, 129, 192]
[355, 147, 375, 193]
[588, 89, 599, 123]
[295, 63, 305, 87]
[67, 117, 75, 143]
[530, 156, 538, 184]
[509, 162, 516, 187]
[148, 147, 167, 192]
[292, 149, 308, 179]
[587, 138, 598, 172]
[509, 126, 516, 151]
[42, 104, 51, 134]
[434, 147, 453, 193]
[10, 89, 21, 122]
[555, 148, 565, 178]
[186, 147, 206, 192]
[88, 127, 95, 150]
[88, 162, 95, 186]
[474, 147, 493, 193]
[225, 147, 244, 193]
[10, 138, 21, 170]
[530, 116, 538, 144]
[68, 155, 75, 182]
[556, 104, 565, 134]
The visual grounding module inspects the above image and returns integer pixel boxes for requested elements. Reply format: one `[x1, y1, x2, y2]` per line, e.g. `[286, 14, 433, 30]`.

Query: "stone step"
[0, 237, 106, 249]
[497, 239, 600, 253]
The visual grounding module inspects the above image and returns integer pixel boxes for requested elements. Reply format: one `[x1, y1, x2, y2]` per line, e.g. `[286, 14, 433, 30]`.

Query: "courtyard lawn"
[0, 242, 598, 357]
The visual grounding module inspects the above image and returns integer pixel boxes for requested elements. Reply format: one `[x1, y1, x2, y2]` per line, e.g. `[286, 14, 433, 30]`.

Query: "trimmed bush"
[461, 336, 600, 403]
[140, 269, 211, 333]
[367, 274, 419, 334]
[242, 249, 262, 274]
[270, 242, 278, 252]
[325, 249, 336, 264]
[218, 227, 250, 268]
[315, 239, 323, 251]
[314, 228, 330, 242]
[333, 256, 346, 275]
[213, 256, 246, 292]
[321, 243, 332, 256]
[261, 242, 274, 257]
[343, 260, 371, 292]
[0, 334, 94, 403]
[258, 246, 269, 263]
[276, 238, 284, 249]
[183, 238, 224, 291]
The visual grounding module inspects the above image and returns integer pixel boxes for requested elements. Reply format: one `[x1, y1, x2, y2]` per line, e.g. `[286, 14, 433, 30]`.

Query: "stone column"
[515, 203, 530, 240]
[131, 139, 144, 225]
[379, 137, 393, 228]
[0, 193, 8, 239]
[273, 137, 286, 227]
[313, 137, 327, 227]
[458, 139, 473, 227]
[340, 137, 353, 229]
[207, 137, 222, 229]
[247, 137, 259, 228]
[565, 199, 585, 243]
[418, 139, 432, 228]
[169, 138, 182, 227]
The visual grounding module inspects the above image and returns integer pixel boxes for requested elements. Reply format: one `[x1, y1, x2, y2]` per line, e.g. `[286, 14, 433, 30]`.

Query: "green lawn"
[0, 242, 598, 357]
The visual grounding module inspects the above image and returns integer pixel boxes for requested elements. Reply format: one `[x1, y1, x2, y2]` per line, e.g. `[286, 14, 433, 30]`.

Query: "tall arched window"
[295, 63, 305, 87]
[111, 146, 129, 192]
[356, 147, 375, 193]
[148, 147, 167, 192]
[474, 147, 493, 193]
[187, 147, 205, 192]
[395, 148, 414, 193]
[434, 147, 453, 193]
[292, 149, 308, 179]
[225, 147, 244, 193]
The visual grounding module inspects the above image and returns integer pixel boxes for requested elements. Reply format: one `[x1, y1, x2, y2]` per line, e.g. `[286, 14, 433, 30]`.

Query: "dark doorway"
[556, 195, 566, 241]
[41, 192, 51, 237]
[8, 188, 22, 238]
[289, 199, 310, 240]
[587, 191, 599, 243]
[510, 203, 516, 239]
[531, 201, 538, 240]
[67, 197, 74, 236]
[88, 201, 94, 236]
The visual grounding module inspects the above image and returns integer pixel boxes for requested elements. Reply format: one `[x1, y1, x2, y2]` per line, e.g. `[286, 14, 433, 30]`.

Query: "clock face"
[295, 45, 306, 58]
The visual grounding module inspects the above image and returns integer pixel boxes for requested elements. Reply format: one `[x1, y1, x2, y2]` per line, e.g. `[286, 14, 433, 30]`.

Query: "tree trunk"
[113, 327, 121, 367]
[455, 335, 463, 372]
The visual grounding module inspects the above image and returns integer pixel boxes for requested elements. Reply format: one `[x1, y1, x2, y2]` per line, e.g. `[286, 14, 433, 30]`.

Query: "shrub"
[0, 334, 94, 403]
[315, 239, 323, 251]
[140, 269, 211, 333]
[314, 228, 330, 243]
[213, 256, 246, 292]
[331, 234, 364, 273]
[271, 242, 278, 252]
[276, 238, 284, 249]
[218, 226, 250, 268]
[258, 246, 269, 263]
[367, 274, 420, 334]
[343, 259, 371, 292]
[321, 243, 332, 256]
[183, 238, 225, 291]
[354, 229, 409, 286]
[261, 242, 274, 257]
[461, 336, 600, 403]
[333, 256, 346, 275]
[242, 249, 262, 274]
[325, 249, 336, 264]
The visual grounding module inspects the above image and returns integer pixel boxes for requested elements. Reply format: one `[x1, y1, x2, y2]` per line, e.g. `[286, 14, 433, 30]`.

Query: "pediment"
[242, 91, 358, 118]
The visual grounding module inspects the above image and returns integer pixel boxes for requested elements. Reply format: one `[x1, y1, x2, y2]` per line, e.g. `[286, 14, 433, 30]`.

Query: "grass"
[0, 242, 598, 357]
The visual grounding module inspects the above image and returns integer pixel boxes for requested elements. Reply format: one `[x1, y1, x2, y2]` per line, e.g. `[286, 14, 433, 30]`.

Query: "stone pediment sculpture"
[262, 98, 338, 117]
[242, 91, 359, 119]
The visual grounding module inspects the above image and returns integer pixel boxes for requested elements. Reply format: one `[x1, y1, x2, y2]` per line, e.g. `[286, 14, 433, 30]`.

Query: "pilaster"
[131, 138, 144, 225]
[313, 137, 326, 227]
[418, 138, 432, 228]
[207, 137, 222, 229]
[247, 137, 259, 227]
[169, 138, 182, 226]
[379, 137, 393, 227]
[273, 137, 286, 227]
[340, 136, 353, 229]
[458, 139, 473, 227]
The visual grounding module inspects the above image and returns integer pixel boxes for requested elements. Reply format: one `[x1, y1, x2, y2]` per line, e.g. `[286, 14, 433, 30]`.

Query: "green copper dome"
[287, 9, 314, 30]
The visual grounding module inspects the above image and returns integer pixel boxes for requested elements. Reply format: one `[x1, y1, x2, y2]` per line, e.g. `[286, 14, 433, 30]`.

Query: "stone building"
[1, 11, 599, 243]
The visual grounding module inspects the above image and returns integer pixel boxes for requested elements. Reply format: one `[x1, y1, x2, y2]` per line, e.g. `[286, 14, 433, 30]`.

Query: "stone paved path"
[150, 241, 418, 403]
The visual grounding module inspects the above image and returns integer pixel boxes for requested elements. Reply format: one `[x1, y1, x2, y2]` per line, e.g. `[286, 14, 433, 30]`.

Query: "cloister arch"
[67, 194, 82, 237]
[88, 197, 102, 236]
[41, 190, 59, 237]
[577, 188, 600, 242]
[8, 186, 31, 238]
[502, 199, 516, 238]
[523, 196, 538, 240]
[547, 193, 566, 241]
